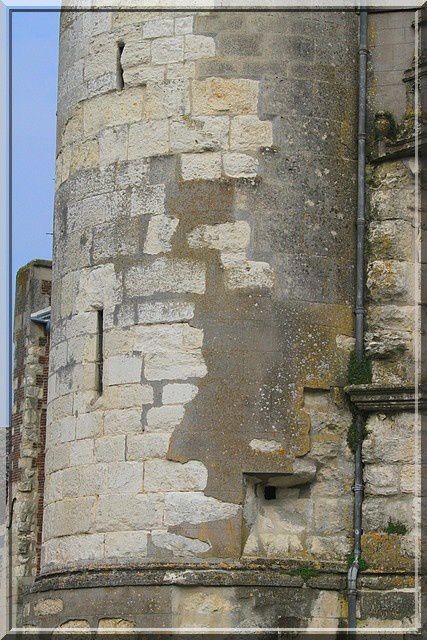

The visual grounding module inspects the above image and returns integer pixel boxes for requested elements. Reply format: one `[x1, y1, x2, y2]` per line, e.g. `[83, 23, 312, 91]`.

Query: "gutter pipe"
[347, 6, 368, 631]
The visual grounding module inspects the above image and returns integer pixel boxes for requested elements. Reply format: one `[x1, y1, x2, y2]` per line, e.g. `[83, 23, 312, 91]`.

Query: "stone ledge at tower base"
[19, 563, 416, 632]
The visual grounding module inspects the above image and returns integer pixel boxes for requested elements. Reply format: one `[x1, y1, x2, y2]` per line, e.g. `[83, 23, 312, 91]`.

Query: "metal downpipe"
[347, 6, 368, 632]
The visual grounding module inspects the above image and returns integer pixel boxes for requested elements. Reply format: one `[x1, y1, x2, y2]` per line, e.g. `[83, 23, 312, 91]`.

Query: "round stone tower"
[27, 8, 360, 629]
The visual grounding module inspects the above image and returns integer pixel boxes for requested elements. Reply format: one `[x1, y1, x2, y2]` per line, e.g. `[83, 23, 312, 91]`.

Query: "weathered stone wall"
[356, 8, 422, 631]
[9, 260, 52, 626]
[43, 8, 358, 576]
[16, 7, 422, 634]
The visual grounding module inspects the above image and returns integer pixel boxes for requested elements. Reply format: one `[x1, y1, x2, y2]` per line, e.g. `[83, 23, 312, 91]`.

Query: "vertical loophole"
[117, 41, 125, 91]
[96, 309, 104, 396]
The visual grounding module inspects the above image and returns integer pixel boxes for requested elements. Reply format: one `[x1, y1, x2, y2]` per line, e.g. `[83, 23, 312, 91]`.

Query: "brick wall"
[9, 261, 51, 625]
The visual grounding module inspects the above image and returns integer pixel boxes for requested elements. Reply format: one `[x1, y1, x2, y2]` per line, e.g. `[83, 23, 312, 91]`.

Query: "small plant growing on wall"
[347, 553, 368, 572]
[385, 519, 408, 535]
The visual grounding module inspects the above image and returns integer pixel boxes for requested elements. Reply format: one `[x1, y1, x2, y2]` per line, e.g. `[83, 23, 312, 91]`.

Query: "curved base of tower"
[20, 562, 415, 631]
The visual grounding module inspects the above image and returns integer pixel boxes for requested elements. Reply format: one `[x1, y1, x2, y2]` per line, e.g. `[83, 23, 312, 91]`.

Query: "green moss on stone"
[385, 519, 408, 536]
[289, 565, 319, 580]
[348, 351, 372, 385]
[347, 414, 369, 454]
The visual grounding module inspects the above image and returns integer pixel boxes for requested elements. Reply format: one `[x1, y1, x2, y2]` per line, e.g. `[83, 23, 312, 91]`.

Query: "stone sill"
[344, 384, 426, 412]
[30, 560, 415, 594]
[370, 133, 426, 163]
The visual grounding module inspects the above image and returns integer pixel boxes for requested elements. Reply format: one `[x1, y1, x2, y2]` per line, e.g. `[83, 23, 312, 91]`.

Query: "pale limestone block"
[164, 492, 240, 526]
[143, 18, 174, 39]
[98, 618, 135, 629]
[104, 408, 142, 435]
[313, 498, 351, 535]
[223, 261, 274, 290]
[44, 472, 63, 504]
[116, 158, 150, 189]
[100, 383, 153, 409]
[143, 79, 190, 119]
[151, 37, 184, 64]
[46, 394, 74, 424]
[137, 300, 194, 325]
[145, 459, 208, 492]
[103, 329, 135, 358]
[230, 115, 273, 151]
[50, 342, 68, 371]
[192, 78, 259, 116]
[364, 464, 400, 495]
[308, 535, 351, 559]
[85, 71, 116, 100]
[124, 64, 165, 87]
[67, 334, 97, 365]
[121, 41, 151, 68]
[103, 354, 142, 386]
[105, 461, 143, 493]
[249, 439, 282, 453]
[66, 312, 98, 340]
[128, 119, 169, 159]
[84, 48, 116, 82]
[45, 443, 70, 474]
[126, 432, 171, 461]
[125, 258, 206, 296]
[170, 116, 229, 153]
[76, 412, 103, 440]
[130, 183, 165, 216]
[144, 215, 179, 254]
[181, 152, 222, 181]
[93, 493, 164, 532]
[151, 531, 210, 556]
[76, 263, 121, 312]
[104, 531, 148, 558]
[60, 271, 79, 316]
[61, 467, 82, 499]
[46, 416, 76, 448]
[62, 106, 83, 145]
[145, 351, 207, 381]
[400, 464, 416, 493]
[67, 193, 109, 232]
[58, 620, 91, 629]
[366, 259, 413, 303]
[83, 87, 144, 136]
[162, 383, 198, 405]
[363, 414, 414, 464]
[70, 438, 94, 467]
[184, 34, 215, 61]
[78, 463, 107, 497]
[308, 591, 342, 628]
[133, 323, 202, 354]
[42, 533, 104, 567]
[34, 598, 64, 616]
[83, 10, 111, 39]
[99, 125, 128, 169]
[166, 61, 196, 80]
[43, 497, 95, 540]
[223, 152, 258, 178]
[174, 16, 193, 35]
[94, 435, 126, 463]
[187, 221, 250, 253]
[146, 405, 185, 432]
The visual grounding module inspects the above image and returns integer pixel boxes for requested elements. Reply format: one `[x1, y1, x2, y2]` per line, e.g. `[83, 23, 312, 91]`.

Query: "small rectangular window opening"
[117, 42, 125, 91]
[264, 485, 276, 501]
[96, 309, 104, 396]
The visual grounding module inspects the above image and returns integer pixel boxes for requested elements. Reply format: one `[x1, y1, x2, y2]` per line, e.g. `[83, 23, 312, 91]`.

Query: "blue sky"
[12, 10, 59, 280]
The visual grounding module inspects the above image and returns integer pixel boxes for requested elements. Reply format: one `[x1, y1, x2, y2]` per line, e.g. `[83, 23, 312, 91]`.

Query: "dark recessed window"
[264, 485, 276, 501]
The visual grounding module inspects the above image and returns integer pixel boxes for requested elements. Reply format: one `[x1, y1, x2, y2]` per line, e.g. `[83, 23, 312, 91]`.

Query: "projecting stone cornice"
[344, 384, 426, 413]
